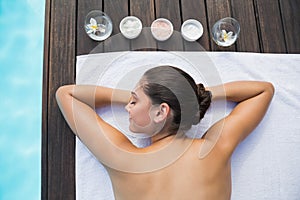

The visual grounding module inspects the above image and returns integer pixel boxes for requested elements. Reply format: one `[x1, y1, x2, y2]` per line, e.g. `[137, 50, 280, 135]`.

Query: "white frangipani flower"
[221, 29, 233, 42]
[86, 18, 99, 34]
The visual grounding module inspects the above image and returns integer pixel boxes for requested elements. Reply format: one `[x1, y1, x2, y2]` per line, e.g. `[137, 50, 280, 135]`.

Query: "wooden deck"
[42, 0, 300, 199]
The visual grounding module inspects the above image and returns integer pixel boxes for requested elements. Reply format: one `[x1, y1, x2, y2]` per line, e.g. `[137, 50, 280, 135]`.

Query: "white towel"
[76, 52, 300, 200]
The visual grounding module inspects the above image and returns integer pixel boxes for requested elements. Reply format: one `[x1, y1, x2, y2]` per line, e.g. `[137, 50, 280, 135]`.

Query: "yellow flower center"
[91, 25, 98, 30]
[223, 33, 229, 41]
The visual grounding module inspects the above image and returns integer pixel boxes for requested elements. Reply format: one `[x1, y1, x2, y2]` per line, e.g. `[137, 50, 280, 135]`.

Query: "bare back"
[107, 138, 231, 200]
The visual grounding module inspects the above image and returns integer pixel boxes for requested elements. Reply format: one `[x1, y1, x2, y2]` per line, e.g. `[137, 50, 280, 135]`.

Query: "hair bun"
[192, 84, 212, 125]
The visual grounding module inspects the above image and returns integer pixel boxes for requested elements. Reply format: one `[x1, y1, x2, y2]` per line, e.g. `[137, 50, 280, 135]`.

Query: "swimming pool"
[0, 0, 44, 199]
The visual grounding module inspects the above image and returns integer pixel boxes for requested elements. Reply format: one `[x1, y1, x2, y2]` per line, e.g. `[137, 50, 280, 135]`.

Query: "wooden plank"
[42, 0, 51, 198]
[254, 0, 286, 53]
[206, 0, 235, 51]
[181, 0, 210, 51]
[279, 0, 300, 53]
[77, 0, 103, 55]
[130, 0, 157, 50]
[130, 0, 155, 27]
[155, 0, 184, 51]
[43, 0, 77, 199]
[231, 0, 260, 52]
[103, 0, 130, 52]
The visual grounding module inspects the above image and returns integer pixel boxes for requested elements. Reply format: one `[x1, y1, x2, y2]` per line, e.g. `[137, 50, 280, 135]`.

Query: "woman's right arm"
[206, 81, 274, 156]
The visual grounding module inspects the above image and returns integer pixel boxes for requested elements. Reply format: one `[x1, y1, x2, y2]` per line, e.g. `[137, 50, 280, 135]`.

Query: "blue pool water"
[0, 0, 44, 199]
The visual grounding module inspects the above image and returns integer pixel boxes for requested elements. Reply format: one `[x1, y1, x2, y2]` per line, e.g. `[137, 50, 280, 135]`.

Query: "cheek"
[130, 106, 152, 127]
[133, 111, 151, 126]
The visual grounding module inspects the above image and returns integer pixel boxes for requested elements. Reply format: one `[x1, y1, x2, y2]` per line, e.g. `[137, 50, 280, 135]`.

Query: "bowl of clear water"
[212, 17, 240, 47]
[84, 10, 113, 41]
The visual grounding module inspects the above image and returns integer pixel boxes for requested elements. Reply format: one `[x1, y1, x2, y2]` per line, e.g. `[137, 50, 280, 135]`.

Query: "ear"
[153, 103, 170, 123]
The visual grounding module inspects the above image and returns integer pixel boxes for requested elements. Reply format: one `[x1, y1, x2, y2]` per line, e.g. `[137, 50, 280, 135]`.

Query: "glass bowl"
[84, 10, 113, 41]
[211, 17, 240, 47]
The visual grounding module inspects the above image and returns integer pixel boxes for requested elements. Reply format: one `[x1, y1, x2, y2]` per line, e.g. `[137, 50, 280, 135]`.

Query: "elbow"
[262, 82, 275, 103]
[265, 82, 275, 96]
[55, 85, 74, 103]
[55, 86, 65, 102]
[55, 87, 63, 103]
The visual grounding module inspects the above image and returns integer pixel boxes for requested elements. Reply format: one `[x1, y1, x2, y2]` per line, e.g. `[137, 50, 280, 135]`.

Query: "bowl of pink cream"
[151, 18, 173, 41]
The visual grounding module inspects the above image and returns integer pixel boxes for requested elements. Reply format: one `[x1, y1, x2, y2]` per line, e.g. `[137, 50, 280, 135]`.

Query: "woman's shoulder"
[186, 133, 231, 163]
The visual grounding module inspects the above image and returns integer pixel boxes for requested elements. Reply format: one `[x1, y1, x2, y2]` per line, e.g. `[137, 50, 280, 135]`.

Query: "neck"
[151, 131, 174, 143]
[150, 124, 185, 143]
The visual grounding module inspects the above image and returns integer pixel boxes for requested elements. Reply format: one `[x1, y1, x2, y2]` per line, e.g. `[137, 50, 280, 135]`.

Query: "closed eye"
[130, 91, 138, 105]
[128, 96, 136, 105]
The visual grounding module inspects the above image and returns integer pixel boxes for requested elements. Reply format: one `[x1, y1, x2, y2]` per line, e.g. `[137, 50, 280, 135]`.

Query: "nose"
[125, 103, 130, 112]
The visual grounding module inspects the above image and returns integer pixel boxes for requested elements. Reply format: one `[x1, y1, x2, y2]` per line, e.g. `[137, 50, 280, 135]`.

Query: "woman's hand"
[56, 85, 131, 108]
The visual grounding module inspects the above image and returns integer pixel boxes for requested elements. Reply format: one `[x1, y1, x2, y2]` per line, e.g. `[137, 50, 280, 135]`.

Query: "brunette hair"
[141, 66, 211, 132]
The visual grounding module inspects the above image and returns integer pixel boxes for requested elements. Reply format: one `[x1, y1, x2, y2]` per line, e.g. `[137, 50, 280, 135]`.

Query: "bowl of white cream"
[119, 16, 143, 39]
[151, 18, 173, 41]
[181, 19, 203, 42]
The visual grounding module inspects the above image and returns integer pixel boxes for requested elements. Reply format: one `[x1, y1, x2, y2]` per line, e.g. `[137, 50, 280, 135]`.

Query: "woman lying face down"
[56, 65, 274, 200]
